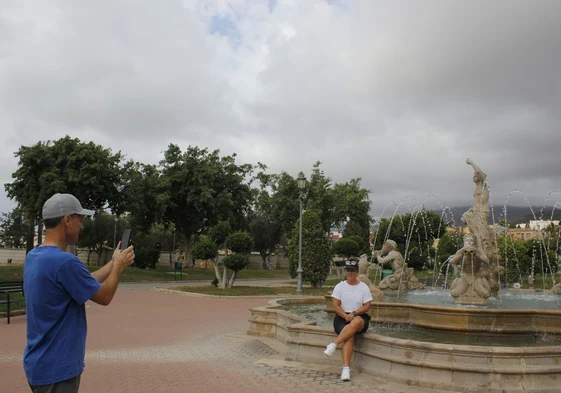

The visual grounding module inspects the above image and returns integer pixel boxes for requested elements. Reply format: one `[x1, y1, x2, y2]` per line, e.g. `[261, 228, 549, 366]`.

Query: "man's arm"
[91, 243, 123, 283]
[91, 260, 114, 283]
[90, 245, 135, 306]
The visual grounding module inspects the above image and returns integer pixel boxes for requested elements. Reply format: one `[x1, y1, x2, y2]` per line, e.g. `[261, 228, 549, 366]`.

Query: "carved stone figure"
[373, 240, 425, 291]
[460, 158, 504, 297]
[449, 234, 491, 304]
[357, 255, 383, 301]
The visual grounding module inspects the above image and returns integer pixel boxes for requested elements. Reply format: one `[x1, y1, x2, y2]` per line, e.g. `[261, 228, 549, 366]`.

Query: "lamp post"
[296, 173, 307, 293]
[172, 227, 176, 262]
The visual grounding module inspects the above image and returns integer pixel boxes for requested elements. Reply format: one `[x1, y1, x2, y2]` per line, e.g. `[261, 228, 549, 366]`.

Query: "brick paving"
[0, 287, 422, 393]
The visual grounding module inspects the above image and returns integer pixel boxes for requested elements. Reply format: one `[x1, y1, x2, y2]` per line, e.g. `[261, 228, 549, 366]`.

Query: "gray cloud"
[1, 0, 560, 220]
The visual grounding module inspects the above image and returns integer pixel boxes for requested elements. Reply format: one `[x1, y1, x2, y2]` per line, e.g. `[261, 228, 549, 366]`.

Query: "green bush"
[226, 231, 254, 253]
[133, 248, 161, 269]
[191, 236, 219, 261]
[332, 238, 360, 258]
[223, 253, 249, 272]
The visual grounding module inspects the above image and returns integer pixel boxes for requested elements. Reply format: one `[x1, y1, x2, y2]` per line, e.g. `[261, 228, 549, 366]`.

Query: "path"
[0, 287, 434, 393]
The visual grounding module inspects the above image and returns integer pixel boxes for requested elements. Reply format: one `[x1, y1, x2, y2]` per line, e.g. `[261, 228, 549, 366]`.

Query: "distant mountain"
[438, 206, 561, 226]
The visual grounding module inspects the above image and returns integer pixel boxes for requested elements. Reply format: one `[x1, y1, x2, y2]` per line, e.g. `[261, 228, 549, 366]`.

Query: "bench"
[0, 280, 25, 324]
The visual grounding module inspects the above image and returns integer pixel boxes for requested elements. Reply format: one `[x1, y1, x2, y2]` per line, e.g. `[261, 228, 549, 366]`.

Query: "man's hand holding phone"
[113, 241, 135, 273]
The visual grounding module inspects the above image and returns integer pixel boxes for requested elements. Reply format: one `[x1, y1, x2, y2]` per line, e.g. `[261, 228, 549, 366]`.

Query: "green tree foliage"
[209, 221, 232, 249]
[4, 136, 123, 252]
[498, 237, 532, 283]
[226, 231, 254, 254]
[332, 238, 360, 258]
[120, 161, 167, 231]
[191, 236, 219, 261]
[305, 163, 334, 233]
[249, 216, 282, 269]
[435, 231, 463, 266]
[344, 233, 368, 255]
[374, 210, 446, 270]
[133, 248, 161, 269]
[78, 211, 118, 265]
[343, 219, 371, 255]
[159, 144, 255, 259]
[0, 207, 27, 248]
[288, 210, 332, 288]
[223, 231, 254, 287]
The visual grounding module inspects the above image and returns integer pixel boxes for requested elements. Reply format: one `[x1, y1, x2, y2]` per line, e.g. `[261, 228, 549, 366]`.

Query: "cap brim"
[78, 208, 95, 216]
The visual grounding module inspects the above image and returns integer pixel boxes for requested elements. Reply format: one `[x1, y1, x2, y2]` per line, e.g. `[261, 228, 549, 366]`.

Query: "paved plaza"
[1, 284, 433, 393]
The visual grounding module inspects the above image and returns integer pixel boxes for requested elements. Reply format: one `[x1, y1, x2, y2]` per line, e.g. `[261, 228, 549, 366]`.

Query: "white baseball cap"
[42, 193, 95, 220]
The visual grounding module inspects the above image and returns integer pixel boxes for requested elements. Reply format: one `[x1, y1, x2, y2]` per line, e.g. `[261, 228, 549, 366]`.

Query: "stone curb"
[152, 286, 319, 299]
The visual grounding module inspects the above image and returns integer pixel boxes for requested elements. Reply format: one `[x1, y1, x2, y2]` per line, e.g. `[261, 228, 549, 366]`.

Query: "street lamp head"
[297, 173, 307, 190]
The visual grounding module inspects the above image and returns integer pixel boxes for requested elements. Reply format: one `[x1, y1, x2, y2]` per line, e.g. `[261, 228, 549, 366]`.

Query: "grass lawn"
[169, 285, 333, 297]
[0, 265, 292, 283]
[0, 292, 25, 313]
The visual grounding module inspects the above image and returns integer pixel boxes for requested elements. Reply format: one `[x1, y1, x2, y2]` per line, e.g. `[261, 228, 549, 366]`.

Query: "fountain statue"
[373, 240, 425, 291]
[459, 158, 504, 298]
[357, 254, 384, 301]
[449, 233, 491, 304]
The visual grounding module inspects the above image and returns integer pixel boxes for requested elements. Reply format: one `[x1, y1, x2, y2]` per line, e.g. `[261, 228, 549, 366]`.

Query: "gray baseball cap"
[42, 193, 95, 220]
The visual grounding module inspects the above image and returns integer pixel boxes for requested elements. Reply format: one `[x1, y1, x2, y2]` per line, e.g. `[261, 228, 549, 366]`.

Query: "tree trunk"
[227, 270, 237, 288]
[211, 258, 222, 283]
[261, 252, 268, 269]
[87, 250, 93, 265]
[221, 266, 229, 288]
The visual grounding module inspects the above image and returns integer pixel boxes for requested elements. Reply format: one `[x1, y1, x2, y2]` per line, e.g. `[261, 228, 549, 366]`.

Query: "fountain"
[248, 159, 561, 392]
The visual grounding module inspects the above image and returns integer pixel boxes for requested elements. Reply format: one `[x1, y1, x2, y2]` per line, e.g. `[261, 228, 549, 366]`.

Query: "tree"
[498, 237, 531, 284]
[78, 211, 117, 265]
[159, 145, 255, 262]
[305, 162, 335, 233]
[332, 238, 360, 258]
[288, 210, 332, 288]
[249, 215, 282, 270]
[191, 235, 219, 280]
[434, 231, 463, 267]
[374, 209, 446, 270]
[224, 231, 254, 287]
[119, 161, 167, 231]
[0, 207, 27, 248]
[209, 220, 232, 285]
[5, 136, 123, 252]
[343, 226, 370, 255]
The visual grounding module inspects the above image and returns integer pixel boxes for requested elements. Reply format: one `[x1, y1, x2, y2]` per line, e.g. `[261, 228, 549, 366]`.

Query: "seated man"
[324, 260, 372, 381]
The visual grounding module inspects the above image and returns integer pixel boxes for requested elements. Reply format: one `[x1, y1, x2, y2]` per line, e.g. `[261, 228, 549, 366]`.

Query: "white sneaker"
[341, 366, 351, 381]
[324, 342, 337, 357]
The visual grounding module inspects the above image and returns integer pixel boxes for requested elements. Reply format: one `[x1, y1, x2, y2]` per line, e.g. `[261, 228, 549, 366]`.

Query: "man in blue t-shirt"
[23, 193, 135, 393]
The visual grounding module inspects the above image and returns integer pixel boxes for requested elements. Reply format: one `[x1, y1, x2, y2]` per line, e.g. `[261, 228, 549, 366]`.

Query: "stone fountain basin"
[248, 297, 561, 393]
[324, 294, 561, 334]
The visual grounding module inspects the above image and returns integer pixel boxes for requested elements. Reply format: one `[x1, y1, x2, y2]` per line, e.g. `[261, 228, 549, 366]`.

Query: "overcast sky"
[1, 0, 560, 222]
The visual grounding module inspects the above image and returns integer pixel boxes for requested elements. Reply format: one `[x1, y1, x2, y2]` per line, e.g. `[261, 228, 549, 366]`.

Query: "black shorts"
[333, 313, 371, 335]
[29, 375, 81, 393]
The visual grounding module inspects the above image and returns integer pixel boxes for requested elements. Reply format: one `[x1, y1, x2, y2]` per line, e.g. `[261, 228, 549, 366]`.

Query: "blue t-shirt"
[23, 246, 101, 385]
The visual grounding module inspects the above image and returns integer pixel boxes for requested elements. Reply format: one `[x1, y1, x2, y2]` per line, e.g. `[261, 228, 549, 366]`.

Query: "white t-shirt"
[331, 281, 373, 313]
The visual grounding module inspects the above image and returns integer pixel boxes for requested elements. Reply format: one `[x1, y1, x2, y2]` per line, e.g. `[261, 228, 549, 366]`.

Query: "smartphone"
[120, 229, 133, 250]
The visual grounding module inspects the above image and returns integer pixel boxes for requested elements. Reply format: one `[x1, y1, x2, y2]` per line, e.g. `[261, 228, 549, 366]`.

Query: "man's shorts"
[333, 313, 371, 335]
[29, 375, 81, 393]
